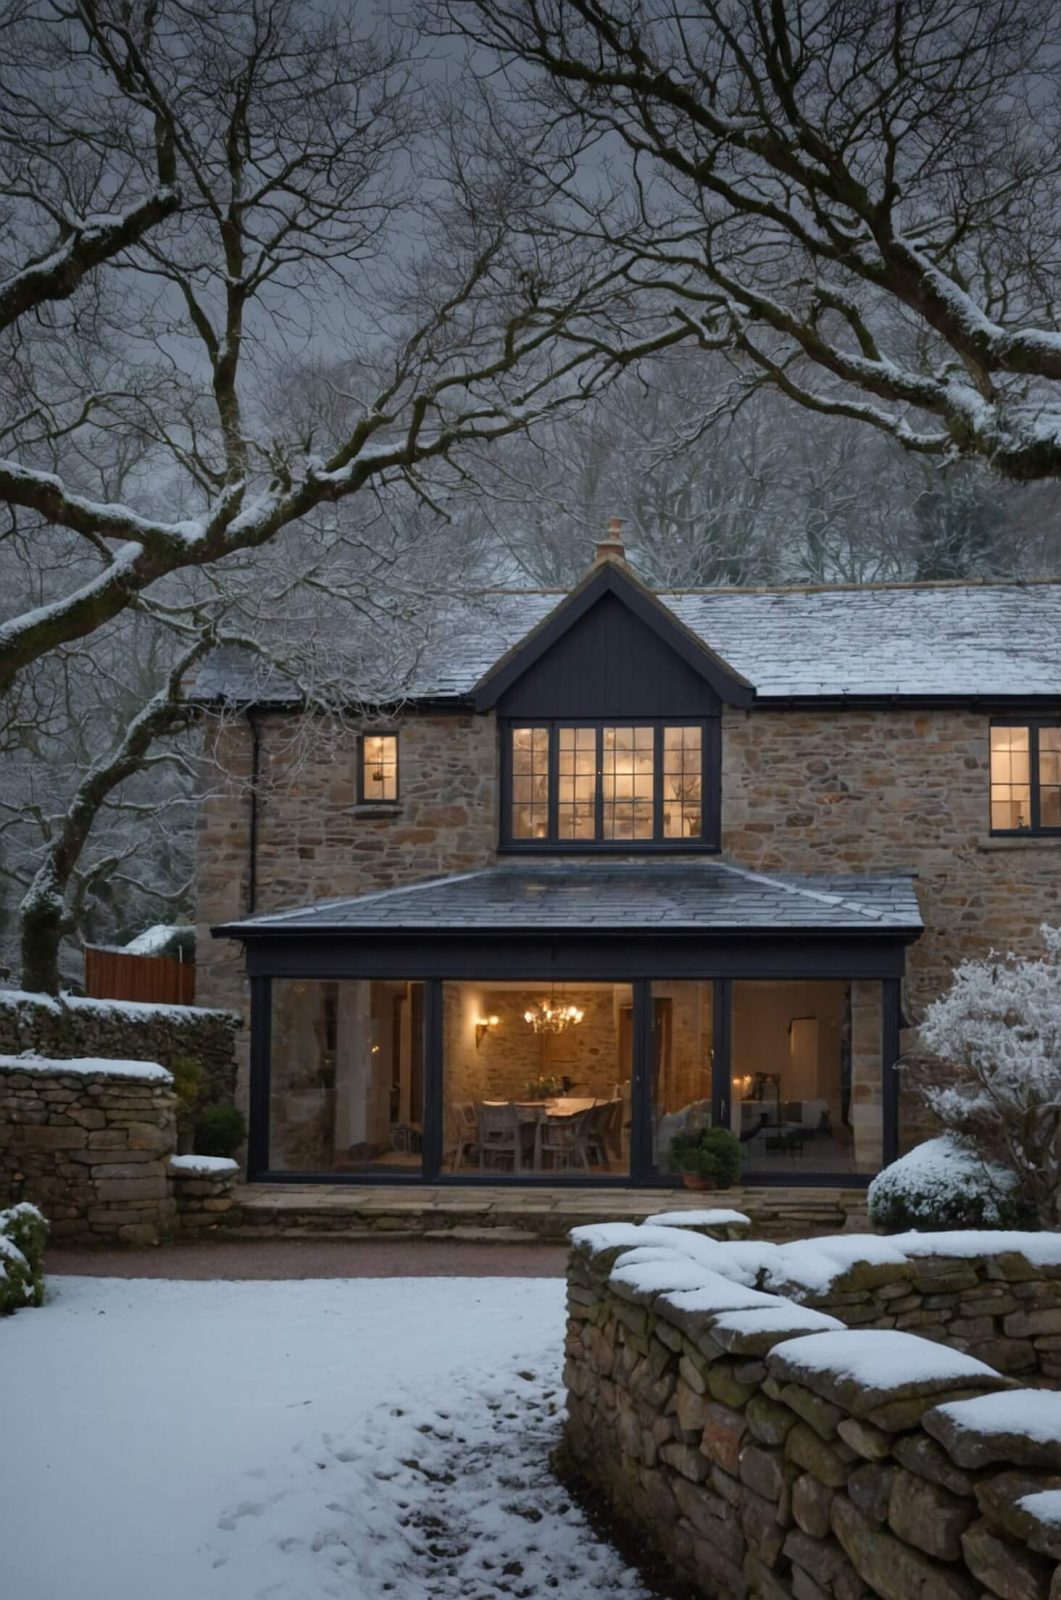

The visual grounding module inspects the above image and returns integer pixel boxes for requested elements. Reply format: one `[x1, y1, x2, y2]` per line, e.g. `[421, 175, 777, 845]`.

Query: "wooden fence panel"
[84, 947, 195, 1007]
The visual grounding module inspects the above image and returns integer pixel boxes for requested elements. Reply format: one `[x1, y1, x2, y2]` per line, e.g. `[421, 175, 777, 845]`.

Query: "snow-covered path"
[0, 1276, 650, 1600]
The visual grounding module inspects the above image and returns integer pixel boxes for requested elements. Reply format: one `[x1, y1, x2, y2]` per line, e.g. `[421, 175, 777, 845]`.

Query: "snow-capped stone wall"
[563, 1222, 1061, 1599]
[0, 1056, 178, 1245]
[0, 987, 240, 1112]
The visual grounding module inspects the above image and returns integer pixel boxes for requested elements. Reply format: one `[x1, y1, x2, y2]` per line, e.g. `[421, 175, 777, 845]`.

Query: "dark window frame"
[989, 717, 1061, 836]
[500, 716, 721, 853]
[357, 729, 400, 805]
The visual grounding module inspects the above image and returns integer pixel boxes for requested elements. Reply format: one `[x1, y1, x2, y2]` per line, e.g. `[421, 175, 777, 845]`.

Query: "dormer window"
[505, 720, 716, 850]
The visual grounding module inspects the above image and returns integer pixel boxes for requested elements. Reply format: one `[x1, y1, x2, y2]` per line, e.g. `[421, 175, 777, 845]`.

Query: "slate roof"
[215, 861, 923, 938]
[190, 577, 1061, 705]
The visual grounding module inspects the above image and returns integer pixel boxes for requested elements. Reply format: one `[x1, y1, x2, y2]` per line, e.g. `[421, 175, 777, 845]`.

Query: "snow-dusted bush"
[0, 1201, 47, 1315]
[868, 1136, 1023, 1233]
[913, 926, 1061, 1229]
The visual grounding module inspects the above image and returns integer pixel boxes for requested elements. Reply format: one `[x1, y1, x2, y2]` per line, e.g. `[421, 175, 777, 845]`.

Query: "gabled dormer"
[473, 543, 753, 853]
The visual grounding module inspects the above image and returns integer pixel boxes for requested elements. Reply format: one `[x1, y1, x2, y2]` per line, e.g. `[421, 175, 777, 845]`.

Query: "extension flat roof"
[215, 861, 923, 939]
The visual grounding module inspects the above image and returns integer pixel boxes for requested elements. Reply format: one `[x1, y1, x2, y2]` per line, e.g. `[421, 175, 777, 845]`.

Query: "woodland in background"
[2, 0, 1060, 988]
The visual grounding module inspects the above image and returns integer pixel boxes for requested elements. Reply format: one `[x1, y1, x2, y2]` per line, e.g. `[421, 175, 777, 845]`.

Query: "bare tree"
[435, 1, 1061, 480]
[0, 0, 682, 697]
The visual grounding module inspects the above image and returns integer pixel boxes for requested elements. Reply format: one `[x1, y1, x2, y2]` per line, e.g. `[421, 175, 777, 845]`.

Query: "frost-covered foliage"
[915, 927, 1061, 1228]
[867, 1136, 1023, 1234]
[0, 1201, 47, 1314]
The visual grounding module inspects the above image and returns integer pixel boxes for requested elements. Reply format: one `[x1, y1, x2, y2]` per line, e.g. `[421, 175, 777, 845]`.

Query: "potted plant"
[669, 1126, 741, 1190]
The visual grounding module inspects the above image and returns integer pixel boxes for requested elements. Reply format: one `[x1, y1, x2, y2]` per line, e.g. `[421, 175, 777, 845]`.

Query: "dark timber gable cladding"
[473, 560, 754, 714]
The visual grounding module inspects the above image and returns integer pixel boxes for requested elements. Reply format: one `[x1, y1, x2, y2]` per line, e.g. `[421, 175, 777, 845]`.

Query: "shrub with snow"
[867, 1136, 1025, 1234]
[911, 925, 1061, 1229]
[0, 1202, 47, 1315]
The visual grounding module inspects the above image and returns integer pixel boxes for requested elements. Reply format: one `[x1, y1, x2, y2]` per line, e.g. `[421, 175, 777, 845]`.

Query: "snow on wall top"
[190, 579, 1061, 704]
[0, 986, 239, 1023]
[0, 1053, 173, 1083]
[570, 1220, 1061, 1297]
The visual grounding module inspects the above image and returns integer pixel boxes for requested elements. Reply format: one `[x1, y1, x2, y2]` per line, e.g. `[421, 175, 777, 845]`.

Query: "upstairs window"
[990, 722, 1061, 834]
[506, 720, 714, 849]
[359, 732, 399, 803]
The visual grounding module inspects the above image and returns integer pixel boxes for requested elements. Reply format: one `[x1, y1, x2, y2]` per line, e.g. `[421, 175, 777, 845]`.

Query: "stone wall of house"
[564, 1225, 1061, 1600]
[0, 1058, 178, 1245]
[195, 701, 1061, 1144]
[195, 710, 499, 1106]
[0, 989, 239, 1112]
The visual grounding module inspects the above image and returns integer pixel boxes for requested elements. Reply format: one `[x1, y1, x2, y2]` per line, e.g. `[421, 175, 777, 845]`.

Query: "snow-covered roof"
[189, 576, 1061, 705]
[217, 860, 923, 938]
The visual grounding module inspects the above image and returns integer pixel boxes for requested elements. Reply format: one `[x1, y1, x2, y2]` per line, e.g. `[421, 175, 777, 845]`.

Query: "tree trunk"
[19, 890, 64, 996]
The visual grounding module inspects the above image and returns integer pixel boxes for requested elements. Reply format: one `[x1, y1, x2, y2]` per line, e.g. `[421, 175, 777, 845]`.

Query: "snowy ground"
[0, 1275, 650, 1600]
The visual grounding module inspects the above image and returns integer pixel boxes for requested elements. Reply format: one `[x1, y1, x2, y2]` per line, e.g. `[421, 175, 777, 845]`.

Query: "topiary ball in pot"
[193, 1104, 246, 1160]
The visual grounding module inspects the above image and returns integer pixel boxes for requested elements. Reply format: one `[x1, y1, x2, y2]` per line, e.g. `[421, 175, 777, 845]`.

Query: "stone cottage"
[193, 533, 1061, 1191]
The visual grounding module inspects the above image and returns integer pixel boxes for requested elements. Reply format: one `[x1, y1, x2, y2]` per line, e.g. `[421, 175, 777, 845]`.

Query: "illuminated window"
[990, 722, 1061, 834]
[506, 721, 712, 847]
[511, 726, 550, 838]
[662, 725, 703, 839]
[558, 726, 596, 839]
[602, 725, 654, 839]
[359, 733, 398, 803]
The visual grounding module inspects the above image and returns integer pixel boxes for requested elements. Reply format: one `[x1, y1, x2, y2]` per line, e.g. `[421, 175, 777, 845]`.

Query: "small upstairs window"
[990, 722, 1061, 834]
[359, 732, 399, 803]
[506, 720, 715, 849]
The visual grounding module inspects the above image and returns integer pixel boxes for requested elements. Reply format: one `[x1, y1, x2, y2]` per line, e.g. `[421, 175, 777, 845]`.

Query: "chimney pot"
[594, 516, 626, 563]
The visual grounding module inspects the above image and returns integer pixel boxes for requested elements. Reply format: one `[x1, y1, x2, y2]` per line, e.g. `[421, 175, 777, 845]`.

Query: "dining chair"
[446, 1101, 478, 1171]
[587, 1098, 624, 1170]
[540, 1106, 592, 1174]
[477, 1101, 521, 1173]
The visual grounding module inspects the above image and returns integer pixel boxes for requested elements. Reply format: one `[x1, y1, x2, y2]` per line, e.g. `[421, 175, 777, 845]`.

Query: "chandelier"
[523, 997, 584, 1034]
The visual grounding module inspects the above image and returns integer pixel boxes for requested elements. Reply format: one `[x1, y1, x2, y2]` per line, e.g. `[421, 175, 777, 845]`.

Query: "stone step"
[226, 1184, 869, 1244]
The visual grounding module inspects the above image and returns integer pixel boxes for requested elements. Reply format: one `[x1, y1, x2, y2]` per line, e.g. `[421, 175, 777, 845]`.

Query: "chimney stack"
[594, 516, 626, 564]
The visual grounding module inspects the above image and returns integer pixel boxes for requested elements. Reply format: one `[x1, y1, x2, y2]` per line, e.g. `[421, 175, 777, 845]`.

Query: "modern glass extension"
[224, 860, 916, 1187]
[257, 971, 892, 1184]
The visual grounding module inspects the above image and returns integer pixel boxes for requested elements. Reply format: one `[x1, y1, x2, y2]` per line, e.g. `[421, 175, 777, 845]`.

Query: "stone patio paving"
[232, 1182, 869, 1242]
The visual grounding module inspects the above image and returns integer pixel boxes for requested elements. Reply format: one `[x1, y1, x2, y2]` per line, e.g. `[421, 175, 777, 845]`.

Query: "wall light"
[475, 1015, 499, 1048]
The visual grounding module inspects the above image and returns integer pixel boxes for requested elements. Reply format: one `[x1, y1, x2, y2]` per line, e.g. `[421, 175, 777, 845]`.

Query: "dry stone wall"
[778, 1246, 1061, 1385]
[564, 1220, 1061, 1600]
[0, 988, 239, 1110]
[0, 1056, 178, 1245]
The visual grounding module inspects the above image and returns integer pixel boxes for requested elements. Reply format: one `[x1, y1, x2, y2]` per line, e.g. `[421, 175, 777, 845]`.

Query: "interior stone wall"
[565, 1224, 1061, 1600]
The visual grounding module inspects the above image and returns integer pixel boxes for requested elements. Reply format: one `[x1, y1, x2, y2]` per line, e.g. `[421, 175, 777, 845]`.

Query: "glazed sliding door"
[268, 978, 424, 1175]
[646, 982, 715, 1180]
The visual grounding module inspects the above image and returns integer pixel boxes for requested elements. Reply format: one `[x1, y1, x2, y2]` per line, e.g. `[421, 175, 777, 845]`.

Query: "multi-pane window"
[602, 725, 654, 839]
[507, 721, 709, 847]
[990, 723, 1061, 833]
[360, 733, 398, 802]
[557, 726, 596, 839]
[662, 725, 703, 839]
[512, 726, 550, 838]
